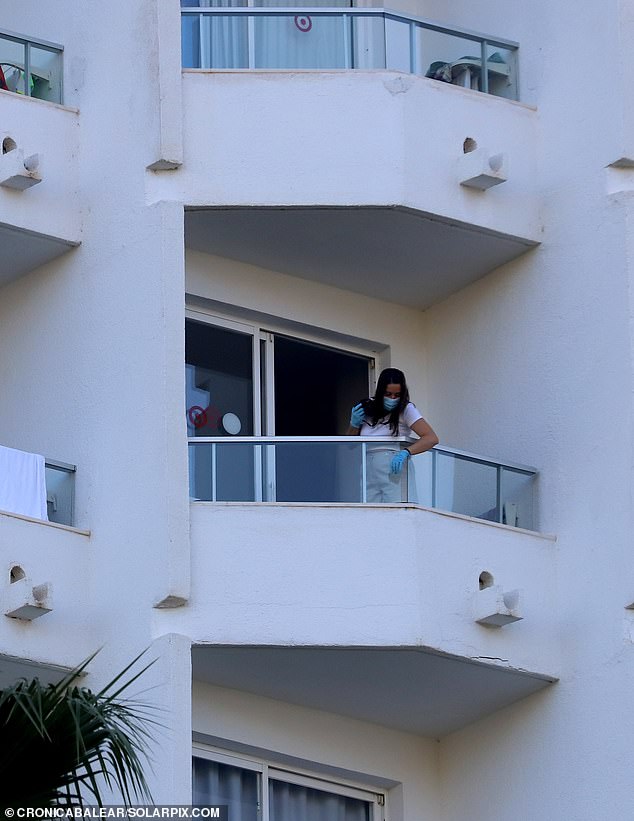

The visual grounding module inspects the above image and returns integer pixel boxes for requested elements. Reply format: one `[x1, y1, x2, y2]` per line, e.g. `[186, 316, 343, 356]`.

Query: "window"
[193, 749, 385, 821]
[185, 312, 373, 439]
[0, 29, 63, 104]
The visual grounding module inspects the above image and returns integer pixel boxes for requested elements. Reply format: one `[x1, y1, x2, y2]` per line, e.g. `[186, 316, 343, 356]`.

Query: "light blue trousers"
[366, 449, 406, 503]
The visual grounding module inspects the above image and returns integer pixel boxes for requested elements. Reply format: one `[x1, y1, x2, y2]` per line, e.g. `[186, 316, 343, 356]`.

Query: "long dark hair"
[363, 368, 410, 436]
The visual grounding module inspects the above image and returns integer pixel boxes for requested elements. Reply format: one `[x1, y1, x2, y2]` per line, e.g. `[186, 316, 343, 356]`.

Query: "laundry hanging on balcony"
[0, 444, 48, 521]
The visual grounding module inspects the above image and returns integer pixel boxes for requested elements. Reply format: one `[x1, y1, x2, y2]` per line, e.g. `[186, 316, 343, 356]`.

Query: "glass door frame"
[192, 744, 386, 821]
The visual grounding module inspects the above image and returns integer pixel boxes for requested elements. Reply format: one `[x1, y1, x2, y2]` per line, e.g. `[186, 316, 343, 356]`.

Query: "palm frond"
[0, 651, 159, 809]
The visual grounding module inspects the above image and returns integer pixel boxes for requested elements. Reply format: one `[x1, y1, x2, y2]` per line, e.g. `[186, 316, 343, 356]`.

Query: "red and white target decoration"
[294, 14, 312, 32]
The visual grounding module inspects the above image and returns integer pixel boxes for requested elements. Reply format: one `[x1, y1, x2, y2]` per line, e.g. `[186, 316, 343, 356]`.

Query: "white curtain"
[194, 0, 248, 69]
[254, 0, 349, 69]
[269, 779, 370, 821]
[193, 759, 259, 820]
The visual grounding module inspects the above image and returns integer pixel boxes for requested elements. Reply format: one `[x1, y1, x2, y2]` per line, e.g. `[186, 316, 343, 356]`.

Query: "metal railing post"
[24, 41, 31, 96]
[409, 22, 417, 75]
[361, 442, 367, 503]
[480, 39, 489, 94]
[496, 464, 503, 523]
[343, 14, 352, 69]
[211, 443, 217, 503]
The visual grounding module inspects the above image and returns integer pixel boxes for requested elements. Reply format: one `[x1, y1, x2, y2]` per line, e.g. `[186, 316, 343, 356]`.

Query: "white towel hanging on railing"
[0, 444, 48, 521]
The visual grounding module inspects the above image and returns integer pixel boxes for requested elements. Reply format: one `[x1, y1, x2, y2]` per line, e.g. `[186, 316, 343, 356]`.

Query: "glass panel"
[422, 29, 485, 92]
[351, 15, 385, 70]
[29, 45, 62, 103]
[271, 441, 363, 502]
[182, 13, 201, 68]
[500, 468, 534, 529]
[254, 14, 347, 69]
[189, 443, 257, 501]
[364, 445, 408, 504]
[193, 758, 258, 819]
[408, 448, 432, 506]
[0, 36, 27, 95]
[269, 778, 371, 821]
[486, 43, 517, 99]
[385, 17, 410, 73]
[185, 320, 254, 439]
[188, 440, 414, 503]
[435, 452, 498, 521]
[44, 465, 74, 526]
[202, 14, 249, 68]
[189, 443, 213, 500]
[216, 443, 256, 501]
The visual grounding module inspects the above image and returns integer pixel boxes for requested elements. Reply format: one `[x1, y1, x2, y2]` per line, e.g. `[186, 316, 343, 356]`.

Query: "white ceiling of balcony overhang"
[185, 207, 537, 310]
[0, 653, 73, 688]
[192, 645, 554, 738]
[0, 222, 79, 286]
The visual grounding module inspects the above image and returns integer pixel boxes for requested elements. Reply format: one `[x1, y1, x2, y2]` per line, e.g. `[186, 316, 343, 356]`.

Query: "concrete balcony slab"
[0, 510, 92, 670]
[178, 71, 539, 306]
[179, 504, 558, 680]
[0, 91, 80, 284]
[192, 644, 554, 738]
[185, 205, 534, 310]
[182, 502, 558, 734]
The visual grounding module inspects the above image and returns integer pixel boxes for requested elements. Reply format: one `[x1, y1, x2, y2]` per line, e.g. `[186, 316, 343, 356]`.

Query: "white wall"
[186, 249, 431, 411]
[193, 680, 441, 821]
[415, 2, 634, 819]
[0, 1, 190, 657]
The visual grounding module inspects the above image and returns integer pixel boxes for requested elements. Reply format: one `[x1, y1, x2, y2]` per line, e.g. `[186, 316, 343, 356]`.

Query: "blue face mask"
[383, 397, 399, 412]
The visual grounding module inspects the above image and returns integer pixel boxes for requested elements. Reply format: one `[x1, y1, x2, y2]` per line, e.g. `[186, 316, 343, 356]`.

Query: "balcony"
[188, 437, 536, 529]
[0, 444, 75, 527]
[181, 7, 518, 100]
[0, 501, 91, 671]
[184, 432, 555, 733]
[0, 31, 79, 286]
[180, 9, 538, 308]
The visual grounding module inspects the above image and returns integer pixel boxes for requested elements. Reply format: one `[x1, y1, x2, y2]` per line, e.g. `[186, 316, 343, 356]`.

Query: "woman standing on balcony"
[347, 368, 438, 503]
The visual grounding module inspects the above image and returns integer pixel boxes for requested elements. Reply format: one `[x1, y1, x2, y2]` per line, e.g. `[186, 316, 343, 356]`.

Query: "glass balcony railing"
[44, 459, 75, 526]
[0, 28, 63, 104]
[181, 6, 519, 99]
[188, 437, 537, 529]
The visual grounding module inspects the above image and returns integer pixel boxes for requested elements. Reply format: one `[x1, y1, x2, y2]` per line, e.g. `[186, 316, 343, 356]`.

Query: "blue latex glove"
[350, 403, 366, 428]
[390, 450, 410, 475]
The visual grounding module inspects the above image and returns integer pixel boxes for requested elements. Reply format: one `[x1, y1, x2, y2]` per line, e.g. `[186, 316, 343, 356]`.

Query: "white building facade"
[0, 0, 632, 817]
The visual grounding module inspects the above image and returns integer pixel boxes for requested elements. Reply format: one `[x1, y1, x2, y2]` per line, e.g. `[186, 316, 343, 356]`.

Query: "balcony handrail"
[180, 6, 518, 50]
[44, 458, 76, 473]
[187, 436, 537, 475]
[0, 27, 63, 53]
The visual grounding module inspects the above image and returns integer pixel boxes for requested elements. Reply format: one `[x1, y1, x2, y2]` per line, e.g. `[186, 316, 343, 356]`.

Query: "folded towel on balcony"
[0, 444, 48, 521]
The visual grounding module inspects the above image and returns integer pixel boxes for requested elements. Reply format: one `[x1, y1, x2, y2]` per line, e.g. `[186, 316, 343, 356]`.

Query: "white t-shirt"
[360, 402, 423, 439]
